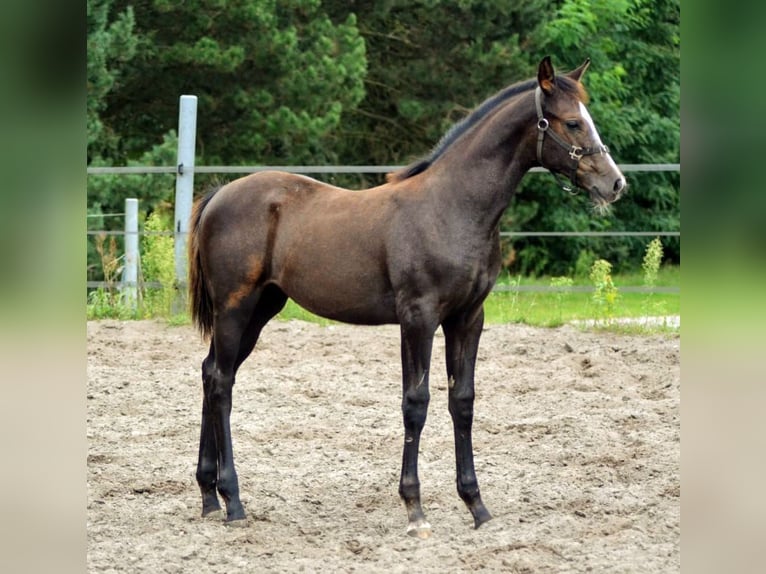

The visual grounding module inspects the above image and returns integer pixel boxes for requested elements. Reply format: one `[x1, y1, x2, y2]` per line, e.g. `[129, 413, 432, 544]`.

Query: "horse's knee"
[448, 391, 475, 425]
[402, 385, 430, 430]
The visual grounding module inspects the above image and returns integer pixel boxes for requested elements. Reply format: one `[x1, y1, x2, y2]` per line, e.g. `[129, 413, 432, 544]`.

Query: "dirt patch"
[87, 319, 679, 573]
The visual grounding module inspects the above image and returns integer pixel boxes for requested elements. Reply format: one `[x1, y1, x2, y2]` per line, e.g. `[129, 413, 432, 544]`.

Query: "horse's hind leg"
[196, 285, 287, 523]
[197, 341, 222, 517]
[234, 285, 288, 372]
[195, 310, 246, 523]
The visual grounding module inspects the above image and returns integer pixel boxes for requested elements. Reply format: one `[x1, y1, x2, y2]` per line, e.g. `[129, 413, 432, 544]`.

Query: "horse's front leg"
[443, 306, 492, 529]
[398, 316, 437, 538]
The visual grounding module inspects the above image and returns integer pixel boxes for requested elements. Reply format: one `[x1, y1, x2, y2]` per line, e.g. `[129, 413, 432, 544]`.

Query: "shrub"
[140, 211, 176, 318]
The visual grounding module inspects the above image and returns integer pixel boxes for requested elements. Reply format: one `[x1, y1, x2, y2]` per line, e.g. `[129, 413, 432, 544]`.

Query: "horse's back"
[203, 171, 328, 216]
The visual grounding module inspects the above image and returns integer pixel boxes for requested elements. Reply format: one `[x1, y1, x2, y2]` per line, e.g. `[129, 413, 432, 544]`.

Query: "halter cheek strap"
[535, 86, 610, 194]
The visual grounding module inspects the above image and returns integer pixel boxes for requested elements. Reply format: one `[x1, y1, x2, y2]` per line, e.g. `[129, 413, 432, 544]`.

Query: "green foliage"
[87, 133, 177, 284]
[87, 0, 138, 157]
[88, 131, 177, 222]
[87, 211, 185, 321]
[589, 259, 619, 321]
[87, 0, 679, 278]
[103, 0, 367, 166]
[140, 211, 176, 318]
[324, 0, 550, 166]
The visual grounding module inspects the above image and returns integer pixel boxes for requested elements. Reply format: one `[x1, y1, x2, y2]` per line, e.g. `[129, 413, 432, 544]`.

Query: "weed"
[87, 233, 134, 319]
[642, 237, 663, 288]
[508, 274, 522, 316]
[549, 276, 574, 326]
[642, 237, 667, 320]
[589, 259, 619, 323]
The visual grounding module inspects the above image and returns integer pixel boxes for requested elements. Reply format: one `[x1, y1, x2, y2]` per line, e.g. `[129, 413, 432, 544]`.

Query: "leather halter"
[535, 86, 609, 193]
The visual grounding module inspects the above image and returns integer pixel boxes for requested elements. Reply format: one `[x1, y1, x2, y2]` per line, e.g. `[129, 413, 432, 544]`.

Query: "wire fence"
[87, 163, 680, 175]
[87, 164, 680, 294]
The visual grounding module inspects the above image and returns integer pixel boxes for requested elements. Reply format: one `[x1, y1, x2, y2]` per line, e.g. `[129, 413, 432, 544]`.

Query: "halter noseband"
[535, 86, 609, 193]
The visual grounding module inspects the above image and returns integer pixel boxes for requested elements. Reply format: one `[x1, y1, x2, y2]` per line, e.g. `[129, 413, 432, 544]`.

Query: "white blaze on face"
[579, 101, 622, 177]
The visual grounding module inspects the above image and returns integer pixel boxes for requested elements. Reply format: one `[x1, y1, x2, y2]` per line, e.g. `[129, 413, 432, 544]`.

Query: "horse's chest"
[432, 241, 500, 297]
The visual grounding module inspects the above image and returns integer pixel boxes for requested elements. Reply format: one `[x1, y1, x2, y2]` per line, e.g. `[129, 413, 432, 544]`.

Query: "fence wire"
[87, 164, 679, 293]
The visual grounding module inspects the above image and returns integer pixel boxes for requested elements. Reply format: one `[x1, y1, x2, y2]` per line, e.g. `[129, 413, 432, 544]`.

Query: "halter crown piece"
[534, 86, 610, 194]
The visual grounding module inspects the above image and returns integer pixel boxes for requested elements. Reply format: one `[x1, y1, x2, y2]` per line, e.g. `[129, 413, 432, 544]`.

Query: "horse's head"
[534, 56, 626, 210]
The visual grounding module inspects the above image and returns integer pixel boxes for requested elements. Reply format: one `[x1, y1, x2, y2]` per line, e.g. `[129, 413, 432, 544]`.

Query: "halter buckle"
[569, 146, 583, 161]
[537, 118, 549, 131]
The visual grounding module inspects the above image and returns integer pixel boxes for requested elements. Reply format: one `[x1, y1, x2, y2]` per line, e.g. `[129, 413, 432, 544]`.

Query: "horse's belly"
[277, 265, 399, 326]
[288, 286, 398, 325]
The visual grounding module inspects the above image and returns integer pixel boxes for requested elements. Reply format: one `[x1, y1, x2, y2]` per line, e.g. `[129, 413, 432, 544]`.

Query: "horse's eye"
[565, 120, 580, 130]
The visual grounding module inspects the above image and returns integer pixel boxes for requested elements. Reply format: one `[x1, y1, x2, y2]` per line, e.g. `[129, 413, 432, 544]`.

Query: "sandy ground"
[87, 319, 679, 573]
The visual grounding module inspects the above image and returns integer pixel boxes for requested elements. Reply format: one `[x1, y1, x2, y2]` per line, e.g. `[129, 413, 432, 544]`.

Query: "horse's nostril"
[614, 178, 625, 193]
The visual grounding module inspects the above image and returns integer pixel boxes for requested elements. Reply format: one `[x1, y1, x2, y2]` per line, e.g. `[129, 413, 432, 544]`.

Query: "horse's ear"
[567, 58, 591, 83]
[537, 56, 556, 95]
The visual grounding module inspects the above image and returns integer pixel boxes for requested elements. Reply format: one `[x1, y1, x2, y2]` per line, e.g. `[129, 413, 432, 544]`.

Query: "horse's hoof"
[406, 520, 432, 539]
[201, 508, 224, 521]
[224, 516, 249, 528]
[473, 507, 493, 529]
[224, 506, 248, 526]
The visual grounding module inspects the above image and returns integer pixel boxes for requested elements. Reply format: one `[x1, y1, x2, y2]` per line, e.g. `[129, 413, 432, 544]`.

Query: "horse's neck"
[430, 96, 537, 232]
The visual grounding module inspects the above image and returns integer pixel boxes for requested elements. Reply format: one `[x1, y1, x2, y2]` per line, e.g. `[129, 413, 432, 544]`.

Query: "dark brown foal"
[188, 56, 625, 537]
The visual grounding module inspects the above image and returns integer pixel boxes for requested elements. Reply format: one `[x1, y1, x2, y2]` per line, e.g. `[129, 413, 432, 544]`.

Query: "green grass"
[485, 265, 680, 327]
[484, 284, 680, 328]
[276, 265, 680, 332]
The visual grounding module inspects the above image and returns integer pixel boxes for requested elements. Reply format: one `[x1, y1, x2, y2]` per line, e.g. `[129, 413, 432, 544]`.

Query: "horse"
[187, 56, 625, 539]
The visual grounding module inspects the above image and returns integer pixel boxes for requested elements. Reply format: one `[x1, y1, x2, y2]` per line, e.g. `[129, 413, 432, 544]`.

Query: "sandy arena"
[87, 319, 679, 572]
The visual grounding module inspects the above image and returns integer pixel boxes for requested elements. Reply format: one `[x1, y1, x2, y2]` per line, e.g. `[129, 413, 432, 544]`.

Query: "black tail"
[188, 188, 219, 339]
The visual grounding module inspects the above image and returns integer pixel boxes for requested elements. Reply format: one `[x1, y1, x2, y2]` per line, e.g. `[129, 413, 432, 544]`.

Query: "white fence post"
[123, 198, 139, 310]
[174, 95, 198, 292]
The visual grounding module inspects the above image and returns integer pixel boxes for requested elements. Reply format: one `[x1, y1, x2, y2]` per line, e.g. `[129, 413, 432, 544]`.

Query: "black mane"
[393, 79, 537, 181]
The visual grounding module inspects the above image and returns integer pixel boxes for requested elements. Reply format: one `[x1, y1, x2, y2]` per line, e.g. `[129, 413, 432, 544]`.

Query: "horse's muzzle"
[590, 177, 626, 206]
[612, 176, 627, 201]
